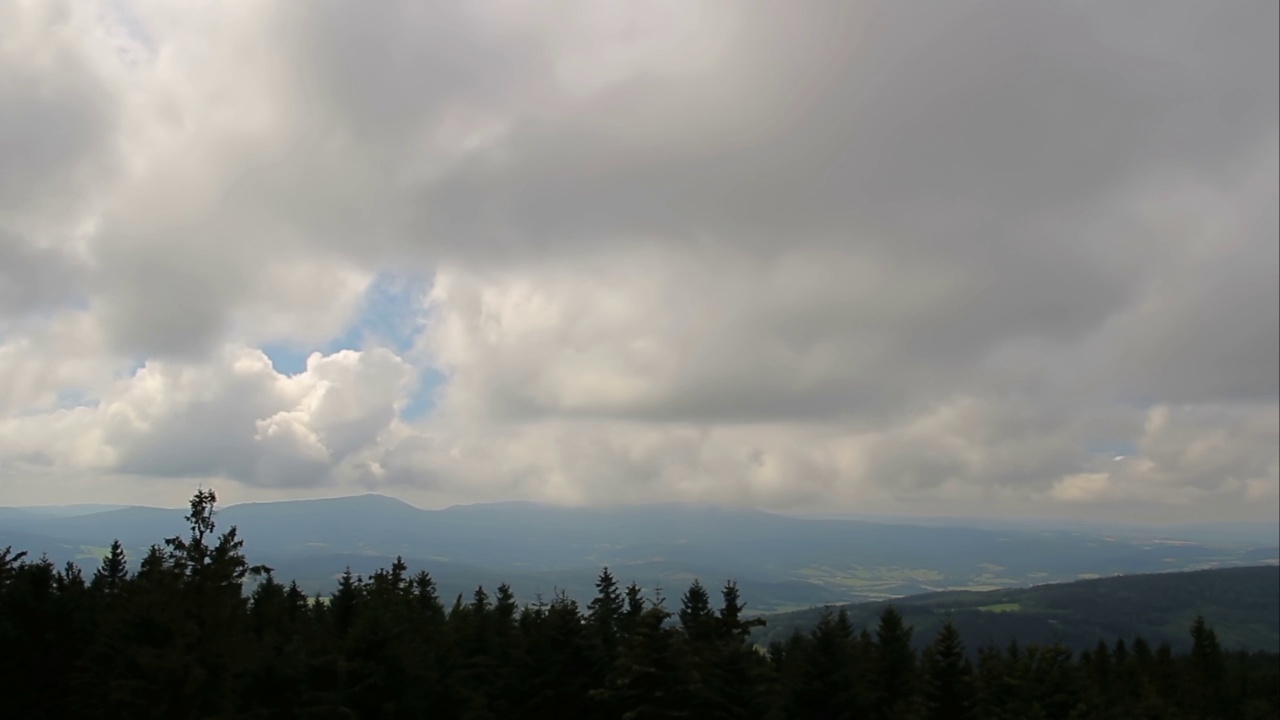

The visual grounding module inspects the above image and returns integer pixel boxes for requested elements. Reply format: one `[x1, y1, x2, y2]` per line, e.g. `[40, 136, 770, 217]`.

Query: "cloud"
[0, 0, 1275, 522]
[418, 240, 1139, 426]
[0, 231, 89, 321]
[0, 310, 113, 414]
[1053, 404, 1280, 510]
[1, 346, 414, 489]
[0, 1, 123, 234]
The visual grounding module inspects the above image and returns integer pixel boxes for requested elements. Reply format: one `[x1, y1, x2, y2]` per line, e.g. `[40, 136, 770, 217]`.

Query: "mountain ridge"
[4, 493, 1277, 543]
[3, 492, 1275, 614]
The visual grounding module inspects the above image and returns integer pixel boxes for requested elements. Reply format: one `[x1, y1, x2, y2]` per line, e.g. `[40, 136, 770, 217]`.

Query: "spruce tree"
[412, 569, 447, 626]
[599, 595, 704, 718]
[91, 539, 129, 593]
[679, 579, 717, 646]
[718, 579, 765, 641]
[330, 567, 362, 635]
[526, 592, 595, 718]
[922, 620, 975, 720]
[791, 608, 860, 719]
[874, 605, 919, 718]
[589, 567, 626, 660]
[623, 581, 646, 635]
[705, 581, 773, 719]
[1188, 615, 1227, 717]
[0, 546, 28, 589]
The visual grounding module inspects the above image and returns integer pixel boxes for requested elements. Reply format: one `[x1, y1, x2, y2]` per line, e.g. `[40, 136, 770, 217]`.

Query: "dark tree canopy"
[0, 489, 1274, 719]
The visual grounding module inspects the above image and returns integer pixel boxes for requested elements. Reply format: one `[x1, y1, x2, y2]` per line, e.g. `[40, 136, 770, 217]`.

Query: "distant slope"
[798, 513, 1280, 546]
[0, 504, 131, 520]
[754, 565, 1280, 653]
[2, 495, 1276, 613]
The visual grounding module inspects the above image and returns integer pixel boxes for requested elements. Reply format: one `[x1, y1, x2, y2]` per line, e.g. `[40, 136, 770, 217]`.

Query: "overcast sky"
[0, 1, 1276, 522]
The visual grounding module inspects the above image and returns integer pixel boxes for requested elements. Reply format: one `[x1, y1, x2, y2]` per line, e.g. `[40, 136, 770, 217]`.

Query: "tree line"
[1, 490, 1275, 719]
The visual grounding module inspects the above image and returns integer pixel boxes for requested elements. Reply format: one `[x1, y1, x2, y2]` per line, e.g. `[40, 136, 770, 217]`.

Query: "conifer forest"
[2, 491, 1276, 719]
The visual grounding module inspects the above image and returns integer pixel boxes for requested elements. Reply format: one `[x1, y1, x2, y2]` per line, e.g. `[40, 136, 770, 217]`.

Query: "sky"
[0, 0, 1276, 523]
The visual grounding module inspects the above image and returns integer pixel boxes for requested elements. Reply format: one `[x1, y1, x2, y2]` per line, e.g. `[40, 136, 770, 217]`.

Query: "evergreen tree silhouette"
[922, 620, 975, 720]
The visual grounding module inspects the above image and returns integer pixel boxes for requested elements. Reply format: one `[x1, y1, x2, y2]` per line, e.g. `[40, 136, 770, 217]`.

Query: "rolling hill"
[753, 565, 1280, 653]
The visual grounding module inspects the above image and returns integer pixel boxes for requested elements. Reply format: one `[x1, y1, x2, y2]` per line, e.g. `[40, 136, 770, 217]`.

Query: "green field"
[974, 602, 1021, 613]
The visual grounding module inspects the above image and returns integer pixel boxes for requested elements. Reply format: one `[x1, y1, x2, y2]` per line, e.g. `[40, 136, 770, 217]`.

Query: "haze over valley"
[6, 494, 1275, 614]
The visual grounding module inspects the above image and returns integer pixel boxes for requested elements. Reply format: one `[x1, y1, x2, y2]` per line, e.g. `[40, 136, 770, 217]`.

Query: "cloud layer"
[0, 0, 1275, 521]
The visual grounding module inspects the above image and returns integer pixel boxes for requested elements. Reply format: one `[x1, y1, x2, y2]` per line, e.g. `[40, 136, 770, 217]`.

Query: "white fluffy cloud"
[1, 346, 414, 497]
[0, 0, 1275, 522]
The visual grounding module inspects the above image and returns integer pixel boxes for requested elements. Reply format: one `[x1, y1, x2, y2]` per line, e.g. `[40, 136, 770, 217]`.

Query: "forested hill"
[756, 565, 1280, 653]
[1, 490, 1277, 718]
[3, 492, 1276, 614]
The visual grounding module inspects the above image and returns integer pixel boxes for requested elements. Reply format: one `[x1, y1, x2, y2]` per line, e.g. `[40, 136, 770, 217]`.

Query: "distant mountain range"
[2, 494, 1276, 613]
[754, 565, 1280, 654]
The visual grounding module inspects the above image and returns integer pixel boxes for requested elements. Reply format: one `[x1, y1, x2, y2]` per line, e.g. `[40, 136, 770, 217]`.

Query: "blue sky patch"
[261, 270, 444, 419]
[402, 368, 446, 422]
[122, 357, 148, 378]
[263, 271, 428, 374]
[1087, 440, 1139, 460]
[259, 342, 313, 376]
[56, 388, 98, 410]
